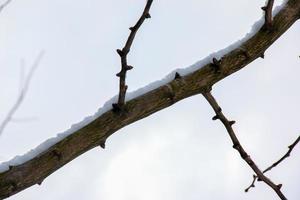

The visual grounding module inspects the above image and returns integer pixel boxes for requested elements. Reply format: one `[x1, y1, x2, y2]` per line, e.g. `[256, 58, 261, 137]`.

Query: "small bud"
[100, 141, 106, 149]
[116, 49, 123, 56]
[260, 53, 265, 59]
[261, 6, 267, 11]
[129, 27, 135, 31]
[37, 180, 43, 186]
[174, 72, 182, 79]
[277, 184, 283, 190]
[145, 13, 151, 18]
[116, 72, 122, 77]
[212, 115, 219, 120]
[126, 65, 133, 70]
[229, 121, 236, 126]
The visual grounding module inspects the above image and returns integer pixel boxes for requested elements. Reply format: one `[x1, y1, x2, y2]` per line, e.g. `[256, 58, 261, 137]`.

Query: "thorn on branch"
[37, 179, 43, 186]
[174, 72, 182, 80]
[260, 52, 265, 59]
[116, 49, 124, 57]
[212, 115, 219, 121]
[229, 121, 236, 126]
[100, 140, 106, 149]
[126, 65, 133, 71]
[145, 13, 151, 19]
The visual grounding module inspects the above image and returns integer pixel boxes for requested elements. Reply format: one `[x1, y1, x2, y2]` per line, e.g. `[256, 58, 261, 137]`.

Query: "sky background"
[0, 0, 299, 199]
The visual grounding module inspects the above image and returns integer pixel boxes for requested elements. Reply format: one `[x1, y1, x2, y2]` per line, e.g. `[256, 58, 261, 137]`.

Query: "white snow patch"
[0, 1, 288, 173]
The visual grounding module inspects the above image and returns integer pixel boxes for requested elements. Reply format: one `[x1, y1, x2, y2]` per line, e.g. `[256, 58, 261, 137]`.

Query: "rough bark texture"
[0, 0, 300, 198]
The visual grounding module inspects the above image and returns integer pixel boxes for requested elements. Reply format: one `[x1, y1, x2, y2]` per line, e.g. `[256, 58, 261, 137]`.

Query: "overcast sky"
[0, 0, 299, 199]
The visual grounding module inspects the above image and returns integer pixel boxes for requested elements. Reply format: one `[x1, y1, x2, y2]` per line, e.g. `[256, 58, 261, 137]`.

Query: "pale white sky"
[0, 0, 300, 199]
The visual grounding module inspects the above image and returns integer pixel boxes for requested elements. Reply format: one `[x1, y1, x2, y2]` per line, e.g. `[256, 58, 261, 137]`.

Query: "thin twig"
[202, 90, 287, 200]
[113, 0, 153, 112]
[245, 135, 300, 192]
[0, 0, 12, 13]
[262, 0, 275, 29]
[0, 51, 45, 136]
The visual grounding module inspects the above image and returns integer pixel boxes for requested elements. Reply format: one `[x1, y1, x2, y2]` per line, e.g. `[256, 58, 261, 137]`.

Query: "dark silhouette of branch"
[0, 51, 44, 136]
[0, 0, 12, 13]
[113, 0, 153, 112]
[262, 0, 275, 29]
[0, 0, 300, 198]
[245, 135, 300, 192]
[202, 91, 287, 200]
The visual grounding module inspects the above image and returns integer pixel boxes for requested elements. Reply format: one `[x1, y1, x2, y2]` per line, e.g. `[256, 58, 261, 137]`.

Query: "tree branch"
[245, 135, 300, 192]
[202, 91, 287, 200]
[0, 51, 45, 136]
[262, 0, 275, 29]
[0, 0, 300, 198]
[113, 0, 153, 111]
[0, 0, 12, 14]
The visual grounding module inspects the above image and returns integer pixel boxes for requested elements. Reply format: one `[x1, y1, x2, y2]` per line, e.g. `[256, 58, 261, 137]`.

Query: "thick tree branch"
[113, 0, 153, 111]
[0, 0, 300, 198]
[245, 135, 300, 192]
[202, 91, 286, 200]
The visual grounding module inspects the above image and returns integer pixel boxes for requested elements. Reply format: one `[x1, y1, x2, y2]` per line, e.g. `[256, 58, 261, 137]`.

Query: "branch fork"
[262, 0, 275, 30]
[202, 91, 287, 200]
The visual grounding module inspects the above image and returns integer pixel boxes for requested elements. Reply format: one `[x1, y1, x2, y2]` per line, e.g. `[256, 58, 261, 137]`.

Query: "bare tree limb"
[0, 0, 300, 198]
[202, 91, 287, 200]
[262, 0, 275, 29]
[245, 135, 300, 192]
[0, 0, 12, 14]
[0, 51, 45, 136]
[113, 0, 153, 112]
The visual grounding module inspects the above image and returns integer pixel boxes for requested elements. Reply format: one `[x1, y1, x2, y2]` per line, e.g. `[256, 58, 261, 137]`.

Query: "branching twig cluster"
[112, 0, 153, 112]
[245, 135, 300, 192]
[1, 0, 300, 199]
[0, 51, 44, 136]
[202, 90, 287, 200]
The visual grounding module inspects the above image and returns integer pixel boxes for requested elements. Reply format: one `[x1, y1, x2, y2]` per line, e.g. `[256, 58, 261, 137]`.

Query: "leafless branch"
[0, 0, 12, 13]
[0, 51, 45, 136]
[202, 90, 287, 200]
[262, 0, 275, 29]
[245, 135, 300, 192]
[113, 0, 153, 112]
[1, 1, 300, 198]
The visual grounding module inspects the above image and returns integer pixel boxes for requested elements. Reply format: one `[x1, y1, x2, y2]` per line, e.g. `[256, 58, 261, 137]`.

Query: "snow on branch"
[0, 0, 299, 198]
